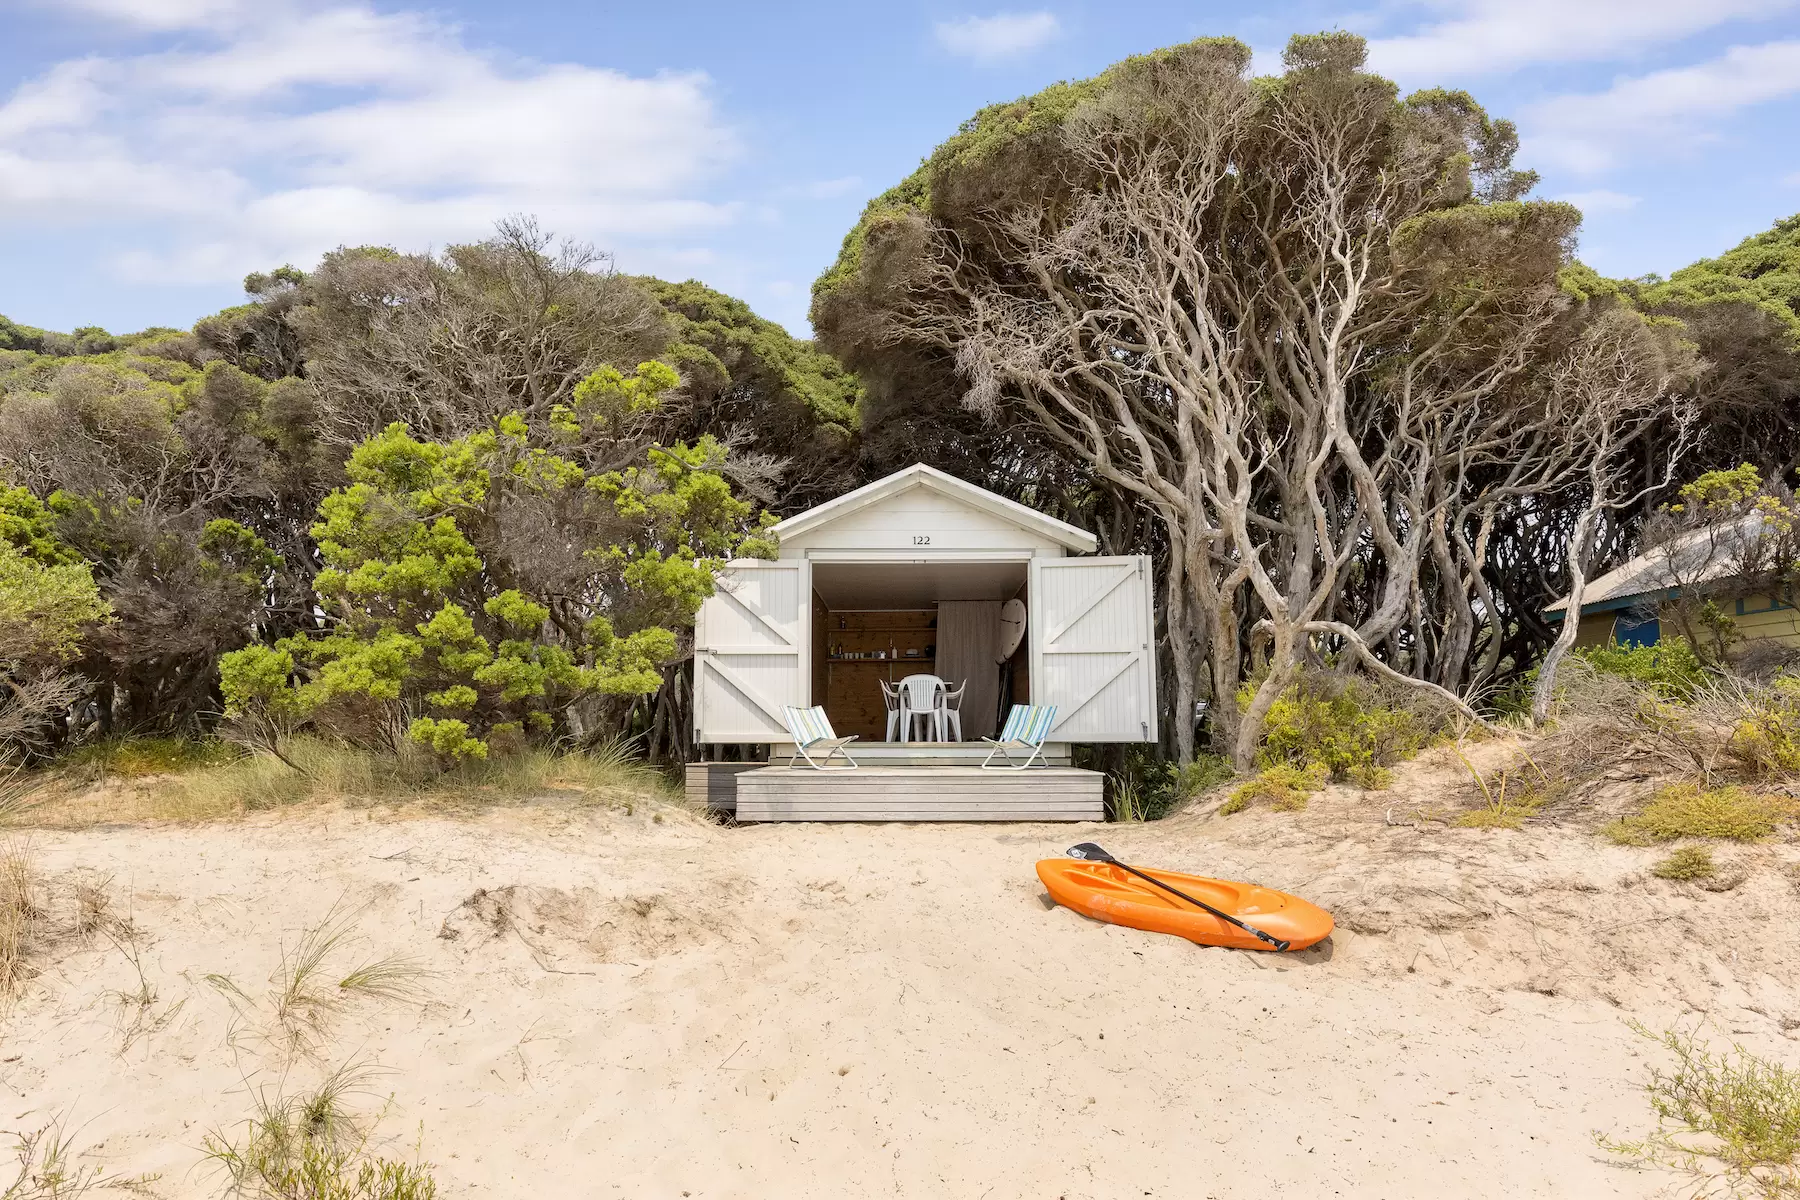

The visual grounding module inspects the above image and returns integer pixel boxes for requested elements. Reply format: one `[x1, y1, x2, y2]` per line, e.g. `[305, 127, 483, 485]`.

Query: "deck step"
[733, 765, 1104, 823]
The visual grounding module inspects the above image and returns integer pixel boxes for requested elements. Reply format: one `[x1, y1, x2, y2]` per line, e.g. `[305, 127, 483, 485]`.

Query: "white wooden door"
[1029, 555, 1158, 742]
[693, 560, 809, 743]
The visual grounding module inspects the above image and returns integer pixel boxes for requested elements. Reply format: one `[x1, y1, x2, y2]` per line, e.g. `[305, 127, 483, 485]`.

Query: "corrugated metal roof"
[1546, 512, 1770, 616]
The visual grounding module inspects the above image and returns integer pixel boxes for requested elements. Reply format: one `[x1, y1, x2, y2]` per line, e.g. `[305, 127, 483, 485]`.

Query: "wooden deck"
[733, 765, 1103, 823]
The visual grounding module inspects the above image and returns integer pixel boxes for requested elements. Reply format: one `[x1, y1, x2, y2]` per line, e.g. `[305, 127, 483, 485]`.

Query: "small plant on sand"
[1106, 774, 1147, 822]
[1597, 1024, 1800, 1198]
[2, 1116, 144, 1199]
[1605, 783, 1799, 846]
[204, 1064, 436, 1200]
[1452, 748, 1547, 830]
[100, 921, 186, 1053]
[1652, 846, 1718, 882]
[1220, 763, 1327, 815]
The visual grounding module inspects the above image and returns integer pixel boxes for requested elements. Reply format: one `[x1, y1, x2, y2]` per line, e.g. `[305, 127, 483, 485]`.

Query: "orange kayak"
[1036, 859, 1334, 952]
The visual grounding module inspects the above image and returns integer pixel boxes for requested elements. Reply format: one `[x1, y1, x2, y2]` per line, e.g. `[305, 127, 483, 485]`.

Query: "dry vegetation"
[5, 736, 688, 829]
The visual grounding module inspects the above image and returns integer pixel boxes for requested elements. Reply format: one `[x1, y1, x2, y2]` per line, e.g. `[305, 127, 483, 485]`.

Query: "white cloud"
[1523, 40, 1800, 172]
[38, 0, 250, 30]
[1556, 189, 1642, 214]
[797, 176, 864, 200]
[0, 3, 741, 286]
[934, 12, 1061, 64]
[1366, 0, 1796, 78]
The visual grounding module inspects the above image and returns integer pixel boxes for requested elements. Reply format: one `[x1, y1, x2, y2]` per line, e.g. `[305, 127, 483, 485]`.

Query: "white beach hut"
[689, 464, 1159, 821]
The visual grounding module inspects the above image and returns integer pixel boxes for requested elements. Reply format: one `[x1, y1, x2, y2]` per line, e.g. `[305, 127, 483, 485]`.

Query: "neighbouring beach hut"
[688, 464, 1159, 821]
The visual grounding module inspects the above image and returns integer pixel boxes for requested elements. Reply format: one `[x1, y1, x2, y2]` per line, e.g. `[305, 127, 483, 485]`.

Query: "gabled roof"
[1546, 512, 1770, 617]
[772, 463, 1099, 553]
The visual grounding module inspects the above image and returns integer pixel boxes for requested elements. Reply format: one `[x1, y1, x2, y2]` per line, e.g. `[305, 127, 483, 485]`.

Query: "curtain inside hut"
[936, 600, 1001, 740]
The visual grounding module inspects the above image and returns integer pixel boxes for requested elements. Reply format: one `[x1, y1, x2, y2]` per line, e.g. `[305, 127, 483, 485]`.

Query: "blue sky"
[2, 0, 1798, 338]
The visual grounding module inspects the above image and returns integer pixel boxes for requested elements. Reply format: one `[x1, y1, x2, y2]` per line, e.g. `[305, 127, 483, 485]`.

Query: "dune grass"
[207, 900, 435, 1061]
[58, 735, 240, 780]
[0, 840, 40, 999]
[15, 734, 686, 828]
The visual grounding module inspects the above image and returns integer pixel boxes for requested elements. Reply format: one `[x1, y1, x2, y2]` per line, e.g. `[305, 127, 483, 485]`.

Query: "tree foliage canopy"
[0, 220, 852, 760]
[811, 32, 1715, 761]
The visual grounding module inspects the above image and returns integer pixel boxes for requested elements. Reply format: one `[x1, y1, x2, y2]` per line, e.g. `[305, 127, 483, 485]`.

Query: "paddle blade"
[1066, 842, 1115, 862]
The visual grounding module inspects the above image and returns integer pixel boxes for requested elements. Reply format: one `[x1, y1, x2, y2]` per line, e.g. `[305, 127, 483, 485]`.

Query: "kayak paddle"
[1065, 842, 1291, 952]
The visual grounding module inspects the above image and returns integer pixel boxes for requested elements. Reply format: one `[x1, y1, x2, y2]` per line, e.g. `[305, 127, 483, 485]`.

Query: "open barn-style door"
[1029, 555, 1158, 743]
[693, 560, 810, 743]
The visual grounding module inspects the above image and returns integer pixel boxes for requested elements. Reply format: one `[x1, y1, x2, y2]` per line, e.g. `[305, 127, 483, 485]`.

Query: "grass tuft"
[0, 841, 41, 998]
[203, 1061, 435, 1200]
[1452, 746, 1550, 830]
[1605, 783, 1799, 846]
[209, 901, 433, 1060]
[1652, 845, 1718, 882]
[1598, 1024, 1800, 1198]
[336, 955, 431, 1006]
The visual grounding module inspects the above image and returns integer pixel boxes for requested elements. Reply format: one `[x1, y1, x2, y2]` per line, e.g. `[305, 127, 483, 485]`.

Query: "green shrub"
[1573, 637, 1708, 702]
[1223, 762, 1327, 814]
[1726, 675, 1800, 779]
[219, 389, 777, 765]
[1652, 846, 1718, 881]
[1605, 783, 1798, 845]
[0, 539, 111, 670]
[1172, 755, 1234, 801]
[1085, 746, 1233, 822]
[1249, 673, 1446, 787]
[1597, 1024, 1800, 1198]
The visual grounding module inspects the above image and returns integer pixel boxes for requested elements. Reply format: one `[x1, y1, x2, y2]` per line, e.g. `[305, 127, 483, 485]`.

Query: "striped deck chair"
[783, 705, 860, 770]
[981, 704, 1057, 770]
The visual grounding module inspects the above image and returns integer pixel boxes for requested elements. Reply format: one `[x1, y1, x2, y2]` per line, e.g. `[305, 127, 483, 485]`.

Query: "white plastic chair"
[878, 679, 902, 742]
[940, 681, 965, 742]
[897, 674, 945, 743]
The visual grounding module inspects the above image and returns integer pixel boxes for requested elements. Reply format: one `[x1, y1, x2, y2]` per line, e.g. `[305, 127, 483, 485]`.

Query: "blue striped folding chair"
[980, 704, 1057, 770]
[783, 705, 860, 770]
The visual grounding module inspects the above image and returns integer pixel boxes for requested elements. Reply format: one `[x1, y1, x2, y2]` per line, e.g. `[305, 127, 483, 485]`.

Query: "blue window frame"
[1613, 614, 1660, 648]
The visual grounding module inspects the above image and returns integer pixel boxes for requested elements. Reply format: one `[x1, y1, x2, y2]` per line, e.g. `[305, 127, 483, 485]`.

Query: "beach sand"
[7, 753, 1799, 1197]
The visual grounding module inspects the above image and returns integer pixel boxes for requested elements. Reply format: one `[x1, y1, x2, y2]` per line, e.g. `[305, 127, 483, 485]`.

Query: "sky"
[1, 0, 1798, 339]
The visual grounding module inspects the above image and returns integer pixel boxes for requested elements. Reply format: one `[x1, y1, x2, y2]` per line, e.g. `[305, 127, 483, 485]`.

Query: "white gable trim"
[772, 463, 1098, 554]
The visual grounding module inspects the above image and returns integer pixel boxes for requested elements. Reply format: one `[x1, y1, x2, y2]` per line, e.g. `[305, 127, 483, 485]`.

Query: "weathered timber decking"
[733, 765, 1103, 822]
